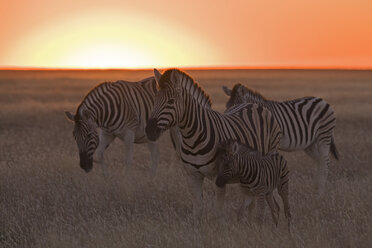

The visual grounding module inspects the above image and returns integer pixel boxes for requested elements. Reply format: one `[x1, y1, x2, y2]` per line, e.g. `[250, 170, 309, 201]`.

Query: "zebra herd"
[65, 68, 338, 230]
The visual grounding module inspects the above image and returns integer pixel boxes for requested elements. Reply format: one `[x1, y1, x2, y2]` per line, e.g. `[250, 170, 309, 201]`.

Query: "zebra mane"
[231, 83, 267, 102]
[158, 69, 212, 108]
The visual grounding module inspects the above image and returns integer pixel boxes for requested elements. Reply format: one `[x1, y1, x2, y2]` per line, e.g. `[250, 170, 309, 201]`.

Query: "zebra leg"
[169, 127, 182, 161]
[215, 185, 226, 219]
[123, 130, 135, 175]
[185, 170, 204, 224]
[237, 192, 254, 222]
[305, 141, 331, 195]
[265, 192, 279, 227]
[94, 129, 115, 176]
[278, 181, 291, 233]
[317, 142, 331, 196]
[304, 143, 322, 193]
[247, 196, 256, 220]
[256, 194, 265, 226]
[147, 142, 159, 177]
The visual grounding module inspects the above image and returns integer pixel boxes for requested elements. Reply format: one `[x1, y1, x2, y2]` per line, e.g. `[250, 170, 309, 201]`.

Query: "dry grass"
[1, 69, 371, 247]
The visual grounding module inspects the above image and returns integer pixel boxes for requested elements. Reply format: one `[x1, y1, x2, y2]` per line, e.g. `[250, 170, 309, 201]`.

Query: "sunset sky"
[1, 0, 372, 69]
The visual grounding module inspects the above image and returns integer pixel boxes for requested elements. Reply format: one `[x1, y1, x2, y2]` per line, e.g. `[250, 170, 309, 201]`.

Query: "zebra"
[215, 140, 291, 231]
[145, 68, 282, 220]
[65, 76, 181, 176]
[222, 83, 339, 194]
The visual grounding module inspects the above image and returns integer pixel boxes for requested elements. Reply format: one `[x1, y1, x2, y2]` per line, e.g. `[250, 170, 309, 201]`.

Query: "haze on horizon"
[1, 0, 372, 69]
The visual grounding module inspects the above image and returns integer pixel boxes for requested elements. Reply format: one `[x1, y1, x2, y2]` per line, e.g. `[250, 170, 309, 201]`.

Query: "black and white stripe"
[145, 69, 281, 219]
[65, 76, 178, 175]
[223, 84, 339, 194]
[215, 140, 291, 230]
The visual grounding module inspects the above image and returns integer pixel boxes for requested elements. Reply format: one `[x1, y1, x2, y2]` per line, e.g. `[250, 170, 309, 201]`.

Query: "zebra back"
[77, 77, 157, 133]
[224, 83, 337, 151]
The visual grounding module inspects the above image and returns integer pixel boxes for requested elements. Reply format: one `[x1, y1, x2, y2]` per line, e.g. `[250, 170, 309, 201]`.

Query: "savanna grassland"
[1, 69, 371, 247]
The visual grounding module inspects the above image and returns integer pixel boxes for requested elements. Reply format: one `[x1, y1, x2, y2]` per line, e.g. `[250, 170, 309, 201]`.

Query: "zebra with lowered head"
[222, 84, 339, 194]
[216, 140, 291, 231]
[145, 69, 282, 221]
[65, 76, 180, 176]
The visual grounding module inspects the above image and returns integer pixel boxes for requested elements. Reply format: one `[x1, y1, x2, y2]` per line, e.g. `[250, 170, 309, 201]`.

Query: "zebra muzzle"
[146, 118, 162, 141]
[79, 152, 93, 173]
[215, 176, 228, 188]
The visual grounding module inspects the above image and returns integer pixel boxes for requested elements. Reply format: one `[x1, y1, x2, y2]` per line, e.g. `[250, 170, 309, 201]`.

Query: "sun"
[61, 42, 158, 69]
[6, 11, 221, 69]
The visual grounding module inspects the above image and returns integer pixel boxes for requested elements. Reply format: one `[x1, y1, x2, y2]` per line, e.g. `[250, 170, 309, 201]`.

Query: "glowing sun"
[7, 10, 221, 69]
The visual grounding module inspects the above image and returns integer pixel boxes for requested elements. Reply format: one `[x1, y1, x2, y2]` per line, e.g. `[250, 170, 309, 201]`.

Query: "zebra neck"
[178, 98, 218, 145]
[80, 98, 110, 129]
[79, 103, 100, 126]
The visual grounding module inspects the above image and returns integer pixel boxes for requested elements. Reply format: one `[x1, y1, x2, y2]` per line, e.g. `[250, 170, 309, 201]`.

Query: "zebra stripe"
[223, 84, 339, 194]
[145, 69, 281, 220]
[65, 76, 177, 175]
[215, 140, 291, 230]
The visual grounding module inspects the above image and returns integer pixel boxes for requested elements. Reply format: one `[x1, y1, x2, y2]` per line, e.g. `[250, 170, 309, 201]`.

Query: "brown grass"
[1, 69, 371, 247]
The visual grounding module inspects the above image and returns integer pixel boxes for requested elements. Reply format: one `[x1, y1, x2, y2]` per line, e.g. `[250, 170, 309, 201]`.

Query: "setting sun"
[3, 10, 221, 69]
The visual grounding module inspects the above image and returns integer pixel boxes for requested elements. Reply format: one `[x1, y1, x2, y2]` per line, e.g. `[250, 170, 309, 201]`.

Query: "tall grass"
[1, 70, 371, 247]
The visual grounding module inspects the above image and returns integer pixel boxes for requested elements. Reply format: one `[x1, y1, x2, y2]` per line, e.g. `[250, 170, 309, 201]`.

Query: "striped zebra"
[222, 84, 339, 194]
[65, 76, 180, 176]
[216, 140, 291, 231]
[145, 69, 281, 220]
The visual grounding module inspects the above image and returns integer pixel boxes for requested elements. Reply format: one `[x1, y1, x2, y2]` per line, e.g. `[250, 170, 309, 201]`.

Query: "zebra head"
[223, 84, 266, 109]
[65, 108, 99, 173]
[223, 84, 246, 109]
[215, 140, 240, 188]
[146, 69, 182, 141]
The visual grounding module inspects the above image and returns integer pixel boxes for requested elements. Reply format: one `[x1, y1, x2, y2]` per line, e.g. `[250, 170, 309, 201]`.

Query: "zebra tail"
[330, 136, 339, 160]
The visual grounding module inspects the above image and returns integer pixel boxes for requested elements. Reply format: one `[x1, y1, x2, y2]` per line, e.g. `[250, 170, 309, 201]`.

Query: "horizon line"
[1, 65, 372, 71]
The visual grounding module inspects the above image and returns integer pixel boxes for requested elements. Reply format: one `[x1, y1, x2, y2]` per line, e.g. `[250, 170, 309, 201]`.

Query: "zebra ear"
[236, 85, 243, 94]
[231, 141, 240, 155]
[154, 69, 162, 85]
[79, 109, 93, 121]
[222, 86, 232, 96]
[65, 111, 75, 122]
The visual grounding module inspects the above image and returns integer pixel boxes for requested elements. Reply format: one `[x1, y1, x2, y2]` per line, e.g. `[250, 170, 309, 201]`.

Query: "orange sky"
[1, 0, 372, 69]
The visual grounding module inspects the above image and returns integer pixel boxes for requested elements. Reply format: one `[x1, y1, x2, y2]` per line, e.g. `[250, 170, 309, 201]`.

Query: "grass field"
[1, 69, 371, 247]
